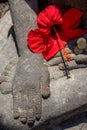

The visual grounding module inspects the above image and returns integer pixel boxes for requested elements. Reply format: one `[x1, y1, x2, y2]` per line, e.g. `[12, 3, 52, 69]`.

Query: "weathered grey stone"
[0, 65, 87, 130]
[0, 5, 87, 130]
[0, 11, 18, 94]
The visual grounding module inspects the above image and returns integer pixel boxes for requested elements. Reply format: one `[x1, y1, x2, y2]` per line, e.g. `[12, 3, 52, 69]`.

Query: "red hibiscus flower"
[27, 5, 86, 60]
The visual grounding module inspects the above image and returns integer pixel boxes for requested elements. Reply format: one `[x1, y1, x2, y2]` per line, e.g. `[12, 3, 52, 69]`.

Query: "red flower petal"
[60, 8, 87, 41]
[37, 5, 63, 35]
[60, 28, 87, 41]
[62, 8, 84, 29]
[43, 33, 66, 60]
[27, 29, 46, 53]
[27, 28, 66, 60]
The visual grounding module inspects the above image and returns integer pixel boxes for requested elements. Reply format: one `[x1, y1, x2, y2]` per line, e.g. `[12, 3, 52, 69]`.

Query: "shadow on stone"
[61, 112, 87, 129]
[8, 25, 20, 57]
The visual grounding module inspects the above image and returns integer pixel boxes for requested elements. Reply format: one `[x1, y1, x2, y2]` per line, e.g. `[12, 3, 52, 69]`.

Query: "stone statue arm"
[8, 0, 50, 125]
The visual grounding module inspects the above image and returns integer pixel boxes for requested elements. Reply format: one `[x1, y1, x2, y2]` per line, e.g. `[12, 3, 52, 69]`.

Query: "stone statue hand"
[12, 53, 50, 126]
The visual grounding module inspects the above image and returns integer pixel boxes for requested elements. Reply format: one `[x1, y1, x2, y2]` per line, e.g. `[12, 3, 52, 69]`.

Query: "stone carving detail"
[0, 0, 87, 129]
[8, 0, 50, 125]
[0, 2, 9, 18]
[48, 35, 87, 71]
[8, 0, 87, 126]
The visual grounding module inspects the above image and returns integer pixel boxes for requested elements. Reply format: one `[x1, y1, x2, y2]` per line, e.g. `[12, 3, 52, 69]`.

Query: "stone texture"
[0, 8, 87, 130]
[0, 11, 18, 94]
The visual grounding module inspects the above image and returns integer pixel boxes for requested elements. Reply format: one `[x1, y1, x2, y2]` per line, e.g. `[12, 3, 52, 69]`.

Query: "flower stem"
[53, 27, 70, 79]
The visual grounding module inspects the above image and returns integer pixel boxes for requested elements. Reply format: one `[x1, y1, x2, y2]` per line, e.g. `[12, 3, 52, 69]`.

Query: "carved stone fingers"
[41, 64, 50, 98]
